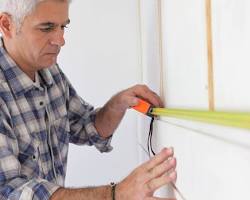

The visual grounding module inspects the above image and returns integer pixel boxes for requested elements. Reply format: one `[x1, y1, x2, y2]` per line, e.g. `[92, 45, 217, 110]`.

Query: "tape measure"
[132, 99, 153, 116]
[132, 99, 250, 130]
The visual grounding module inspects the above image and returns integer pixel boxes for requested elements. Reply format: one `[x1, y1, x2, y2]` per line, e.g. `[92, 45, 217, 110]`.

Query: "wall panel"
[140, 0, 250, 199]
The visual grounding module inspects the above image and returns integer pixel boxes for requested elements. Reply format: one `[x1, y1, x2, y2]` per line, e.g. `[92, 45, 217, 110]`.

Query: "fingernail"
[169, 171, 177, 179]
[132, 98, 139, 105]
[169, 157, 176, 165]
[168, 157, 174, 162]
[169, 147, 174, 153]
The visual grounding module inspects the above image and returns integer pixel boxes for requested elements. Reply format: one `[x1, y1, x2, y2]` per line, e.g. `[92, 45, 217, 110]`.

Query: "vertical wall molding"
[206, 0, 215, 111]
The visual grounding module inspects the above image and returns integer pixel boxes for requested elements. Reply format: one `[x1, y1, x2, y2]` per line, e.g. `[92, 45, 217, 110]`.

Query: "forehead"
[25, 0, 69, 25]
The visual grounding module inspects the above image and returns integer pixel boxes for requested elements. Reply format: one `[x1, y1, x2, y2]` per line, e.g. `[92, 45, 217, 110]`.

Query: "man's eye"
[40, 26, 54, 32]
[61, 25, 68, 30]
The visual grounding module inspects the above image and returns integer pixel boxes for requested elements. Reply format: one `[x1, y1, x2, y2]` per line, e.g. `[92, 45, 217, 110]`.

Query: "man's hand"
[95, 84, 163, 138]
[115, 147, 177, 200]
[106, 84, 163, 112]
[51, 148, 177, 200]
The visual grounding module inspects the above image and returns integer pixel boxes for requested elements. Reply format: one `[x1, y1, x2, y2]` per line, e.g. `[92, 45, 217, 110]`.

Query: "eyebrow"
[38, 19, 70, 27]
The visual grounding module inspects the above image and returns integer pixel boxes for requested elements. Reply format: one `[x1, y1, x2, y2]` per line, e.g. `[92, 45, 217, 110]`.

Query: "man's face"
[10, 0, 70, 71]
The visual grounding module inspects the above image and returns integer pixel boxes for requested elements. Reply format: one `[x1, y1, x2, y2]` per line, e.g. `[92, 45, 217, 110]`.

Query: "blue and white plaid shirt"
[0, 39, 113, 200]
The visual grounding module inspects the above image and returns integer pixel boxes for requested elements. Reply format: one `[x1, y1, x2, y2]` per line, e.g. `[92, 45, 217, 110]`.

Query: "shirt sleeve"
[0, 112, 60, 200]
[59, 67, 113, 153]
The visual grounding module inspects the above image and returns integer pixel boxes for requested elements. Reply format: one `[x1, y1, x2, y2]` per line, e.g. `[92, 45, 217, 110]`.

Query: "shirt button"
[32, 155, 36, 160]
[39, 101, 44, 106]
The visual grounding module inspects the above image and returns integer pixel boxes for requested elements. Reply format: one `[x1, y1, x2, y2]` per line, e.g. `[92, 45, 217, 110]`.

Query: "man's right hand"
[115, 147, 177, 200]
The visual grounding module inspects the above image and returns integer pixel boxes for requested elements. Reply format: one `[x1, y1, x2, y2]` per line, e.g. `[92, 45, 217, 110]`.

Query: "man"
[0, 0, 177, 199]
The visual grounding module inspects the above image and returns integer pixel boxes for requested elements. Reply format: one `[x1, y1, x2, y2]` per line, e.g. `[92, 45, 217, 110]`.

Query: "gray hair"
[0, 0, 71, 30]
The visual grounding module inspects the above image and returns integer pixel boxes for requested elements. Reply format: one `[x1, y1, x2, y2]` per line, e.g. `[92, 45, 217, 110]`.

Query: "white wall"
[140, 0, 250, 199]
[58, 0, 142, 187]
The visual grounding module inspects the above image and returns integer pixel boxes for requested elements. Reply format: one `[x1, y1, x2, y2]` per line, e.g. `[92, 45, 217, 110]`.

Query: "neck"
[3, 39, 36, 81]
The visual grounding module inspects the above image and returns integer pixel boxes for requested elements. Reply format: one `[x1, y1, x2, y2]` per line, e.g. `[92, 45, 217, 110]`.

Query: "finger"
[140, 87, 164, 107]
[109, 94, 138, 112]
[167, 168, 178, 183]
[130, 84, 163, 107]
[147, 171, 177, 193]
[151, 92, 164, 107]
[122, 96, 139, 108]
[147, 157, 176, 181]
[144, 148, 174, 171]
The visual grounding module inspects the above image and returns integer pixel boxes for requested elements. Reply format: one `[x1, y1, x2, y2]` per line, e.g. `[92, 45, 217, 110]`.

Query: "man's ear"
[0, 13, 15, 38]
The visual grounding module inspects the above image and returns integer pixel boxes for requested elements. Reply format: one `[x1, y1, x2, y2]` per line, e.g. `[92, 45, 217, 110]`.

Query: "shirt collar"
[0, 38, 54, 96]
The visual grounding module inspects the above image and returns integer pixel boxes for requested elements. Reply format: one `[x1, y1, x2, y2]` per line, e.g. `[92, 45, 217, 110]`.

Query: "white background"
[58, 0, 142, 187]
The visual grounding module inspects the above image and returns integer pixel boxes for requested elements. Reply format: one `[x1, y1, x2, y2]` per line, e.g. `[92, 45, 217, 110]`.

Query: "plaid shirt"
[0, 39, 113, 200]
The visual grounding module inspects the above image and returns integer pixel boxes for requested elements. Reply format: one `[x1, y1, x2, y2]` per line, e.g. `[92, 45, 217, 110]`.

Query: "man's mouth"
[47, 48, 60, 55]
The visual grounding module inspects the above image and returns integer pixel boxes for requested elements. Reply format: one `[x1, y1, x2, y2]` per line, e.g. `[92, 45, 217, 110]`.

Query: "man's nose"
[50, 29, 65, 47]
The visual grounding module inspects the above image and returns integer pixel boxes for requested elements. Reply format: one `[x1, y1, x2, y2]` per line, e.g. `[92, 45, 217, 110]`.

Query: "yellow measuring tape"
[133, 99, 250, 130]
[151, 108, 250, 130]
